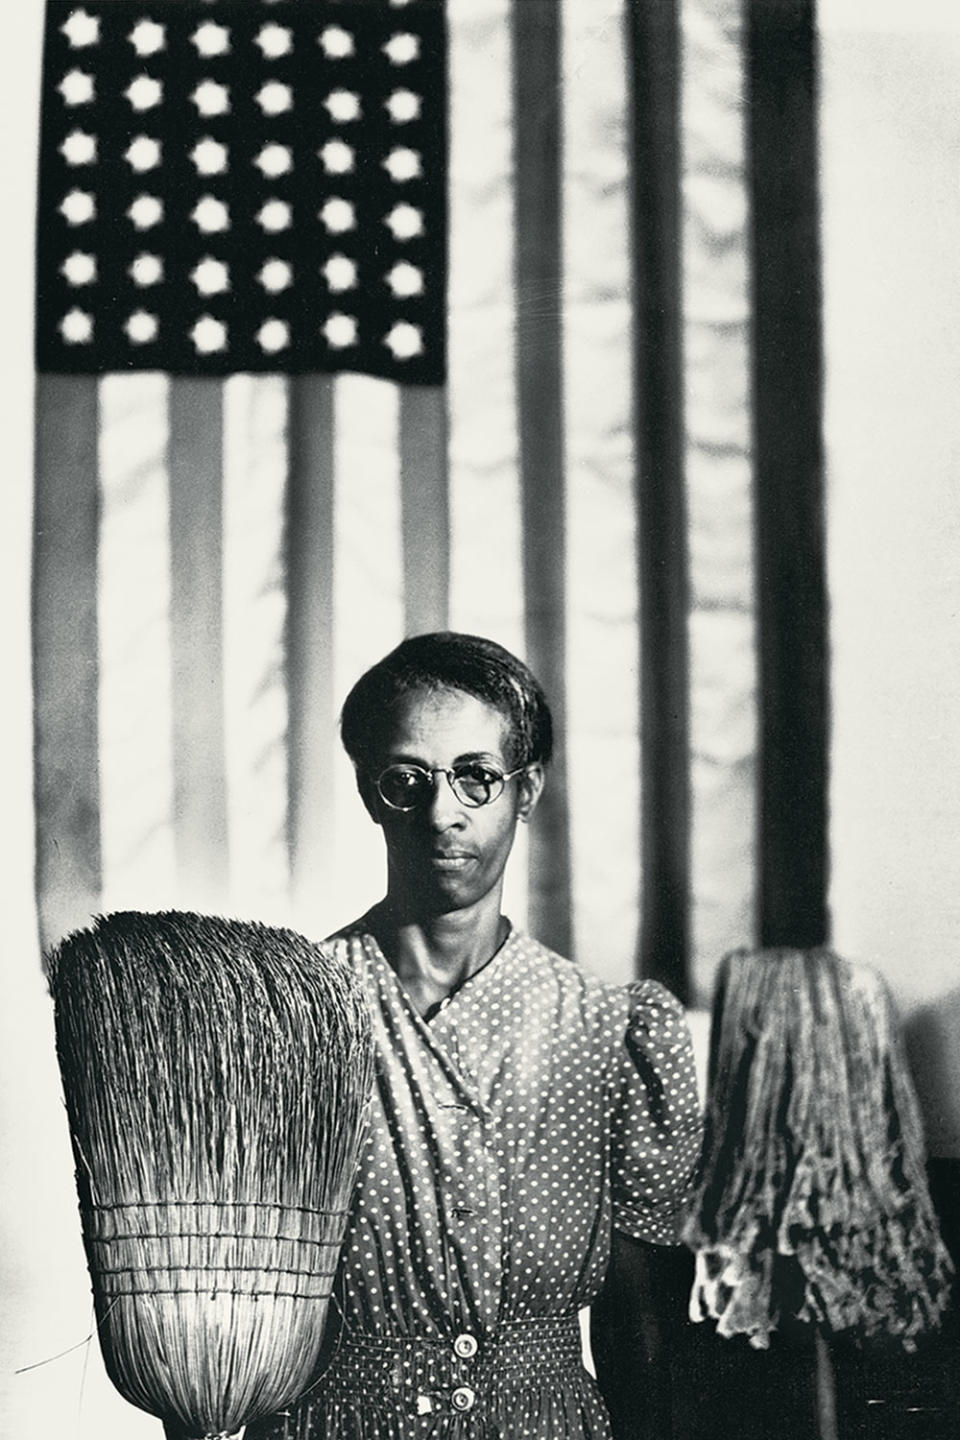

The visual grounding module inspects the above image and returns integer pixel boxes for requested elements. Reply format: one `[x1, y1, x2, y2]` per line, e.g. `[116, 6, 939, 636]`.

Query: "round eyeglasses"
[372, 761, 527, 812]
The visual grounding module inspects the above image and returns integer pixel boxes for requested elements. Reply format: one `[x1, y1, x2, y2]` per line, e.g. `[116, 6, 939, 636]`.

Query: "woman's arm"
[591, 1230, 693, 1440]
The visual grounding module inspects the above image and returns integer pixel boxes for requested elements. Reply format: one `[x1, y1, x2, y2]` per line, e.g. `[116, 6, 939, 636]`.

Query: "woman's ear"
[517, 763, 545, 823]
[357, 770, 382, 825]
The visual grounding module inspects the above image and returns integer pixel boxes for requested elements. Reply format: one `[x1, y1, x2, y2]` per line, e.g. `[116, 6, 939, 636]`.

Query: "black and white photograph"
[2, 2, 959, 1437]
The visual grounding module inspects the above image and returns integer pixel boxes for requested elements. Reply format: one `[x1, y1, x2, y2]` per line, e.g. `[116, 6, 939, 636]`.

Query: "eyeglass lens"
[377, 763, 505, 810]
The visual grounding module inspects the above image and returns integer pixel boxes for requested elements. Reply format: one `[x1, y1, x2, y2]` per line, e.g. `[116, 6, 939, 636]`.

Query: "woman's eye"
[459, 764, 499, 784]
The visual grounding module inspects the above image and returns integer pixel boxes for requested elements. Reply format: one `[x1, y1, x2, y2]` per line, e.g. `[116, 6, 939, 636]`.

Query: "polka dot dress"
[252, 924, 702, 1440]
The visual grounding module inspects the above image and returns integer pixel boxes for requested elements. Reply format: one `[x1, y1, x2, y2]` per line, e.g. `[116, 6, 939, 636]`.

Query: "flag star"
[191, 138, 228, 175]
[192, 196, 230, 233]
[191, 257, 230, 295]
[126, 75, 163, 111]
[258, 318, 290, 353]
[60, 189, 96, 225]
[323, 254, 357, 292]
[61, 130, 97, 165]
[130, 20, 166, 56]
[320, 198, 355, 234]
[384, 33, 420, 65]
[193, 80, 230, 117]
[257, 82, 292, 116]
[258, 199, 292, 233]
[191, 316, 228, 354]
[254, 144, 292, 178]
[386, 89, 421, 123]
[125, 310, 158, 344]
[61, 10, 99, 47]
[130, 252, 163, 286]
[60, 308, 93, 343]
[128, 194, 163, 229]
[386, 261, 423, 298]
[59, 70, 95, 105]
[319, 26, 354, 59]
[324, 90, 361, 123]
[125, 136, 161, 172]
[320, 139, 354, 175]
[62, 251, 97, 286]
[259, 259, 293, 293]
[385, 203, 423, 240]
[256, 24, 292, 59]
[383, 147, 421, 182]
[323, 313, 357, 348]
[192, 21, 230, 57]
[385, 321, 423, 359]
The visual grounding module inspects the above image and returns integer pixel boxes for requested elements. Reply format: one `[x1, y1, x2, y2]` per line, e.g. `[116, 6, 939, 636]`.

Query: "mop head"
[683, 947, 954, 1350]
[49, 910, 374, 1439]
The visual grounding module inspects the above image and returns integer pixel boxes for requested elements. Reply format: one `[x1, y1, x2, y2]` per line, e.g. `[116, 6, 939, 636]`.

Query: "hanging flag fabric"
[32, 0, 828, 1007]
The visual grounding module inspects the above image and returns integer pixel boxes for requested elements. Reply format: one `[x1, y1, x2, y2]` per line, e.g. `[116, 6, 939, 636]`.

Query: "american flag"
[33, 0, 828, 1006]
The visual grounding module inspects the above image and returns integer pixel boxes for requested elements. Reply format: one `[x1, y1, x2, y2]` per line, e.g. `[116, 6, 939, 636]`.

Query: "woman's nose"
[426, 770, 463, 826]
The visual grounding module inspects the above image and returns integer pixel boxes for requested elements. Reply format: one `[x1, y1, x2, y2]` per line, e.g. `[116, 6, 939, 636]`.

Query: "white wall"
[820, 0, 960, 1156]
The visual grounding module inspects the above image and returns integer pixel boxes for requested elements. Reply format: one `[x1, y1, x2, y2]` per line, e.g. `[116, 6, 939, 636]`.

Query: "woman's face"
[363, 686, 543, 919]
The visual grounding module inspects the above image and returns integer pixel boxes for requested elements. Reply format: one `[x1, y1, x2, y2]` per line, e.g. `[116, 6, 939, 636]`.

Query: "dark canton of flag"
[35, 0, 447, 382]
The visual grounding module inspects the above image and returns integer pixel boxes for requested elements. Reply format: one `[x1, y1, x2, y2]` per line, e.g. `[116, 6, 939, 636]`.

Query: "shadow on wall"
[905, 988, 960, 1163]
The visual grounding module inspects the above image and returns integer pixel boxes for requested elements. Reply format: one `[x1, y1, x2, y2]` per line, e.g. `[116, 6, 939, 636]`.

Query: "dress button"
[453, 1332, 478, 1359]
[451, 1386, 476, 1412]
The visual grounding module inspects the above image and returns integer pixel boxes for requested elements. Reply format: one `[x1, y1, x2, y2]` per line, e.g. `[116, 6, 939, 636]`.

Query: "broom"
[49, 910, 373, 1440]
[683, 947, 954, 1350]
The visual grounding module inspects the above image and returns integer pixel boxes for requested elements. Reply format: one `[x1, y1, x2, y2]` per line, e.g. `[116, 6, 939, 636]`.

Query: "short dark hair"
[340, 632, 554, 773]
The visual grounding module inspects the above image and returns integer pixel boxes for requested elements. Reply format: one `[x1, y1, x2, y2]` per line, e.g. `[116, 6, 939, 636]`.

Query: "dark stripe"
[167, 378, 229, 903]
[626, 0, 691, 1001]
[33, 375, 102, 955]
[399, 386, 449, 636]
[745, 0, 829, 947]
[286, 376, 337, 924]
[511, 0, 572, 958]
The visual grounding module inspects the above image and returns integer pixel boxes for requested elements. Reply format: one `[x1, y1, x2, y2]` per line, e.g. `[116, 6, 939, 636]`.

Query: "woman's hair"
[340, 632, 554, 773]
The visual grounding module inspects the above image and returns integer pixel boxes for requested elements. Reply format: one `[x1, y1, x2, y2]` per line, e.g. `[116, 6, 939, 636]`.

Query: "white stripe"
[447, 0, 529, 932]
[446, 0, 524, 657]
[221, 374, 291, 923]
[329, 374, 405, 933]
[561, 0, 641, 984]
[97, 372, 177, 914]
[681, 0, 758, 1002]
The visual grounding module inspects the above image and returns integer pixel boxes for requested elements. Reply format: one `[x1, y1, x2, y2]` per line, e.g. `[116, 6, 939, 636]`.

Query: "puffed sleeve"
[610, 979, 703, 1245]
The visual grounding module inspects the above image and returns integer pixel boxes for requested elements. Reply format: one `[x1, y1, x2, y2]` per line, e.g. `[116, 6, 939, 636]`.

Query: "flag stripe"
[446, 0, 524, 657]
[399, 386, 450, 636]
[746, 0, 829, 947]
[221, 374, 290, 922]
[98, 373, 175, 914]
[627, 0, 692, 1001]
[561, 0, 642, 986]
[168, 376, 229, 907]
[512, 0, 572, 958]
[33, 374, 101, 954]
[286, 373, 337, 936]
[681, 0, 760, 1004]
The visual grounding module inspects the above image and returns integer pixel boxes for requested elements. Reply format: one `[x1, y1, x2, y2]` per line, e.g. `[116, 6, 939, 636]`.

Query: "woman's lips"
[430, 852, 472, 870]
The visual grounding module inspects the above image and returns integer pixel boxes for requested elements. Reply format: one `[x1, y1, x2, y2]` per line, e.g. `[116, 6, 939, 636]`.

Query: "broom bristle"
[683, 947, 954, 1349]
[49, 910, 374, 1439]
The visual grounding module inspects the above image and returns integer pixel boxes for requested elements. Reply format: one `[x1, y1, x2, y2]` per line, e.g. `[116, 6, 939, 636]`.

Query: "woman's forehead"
[382, 686, 511, 757]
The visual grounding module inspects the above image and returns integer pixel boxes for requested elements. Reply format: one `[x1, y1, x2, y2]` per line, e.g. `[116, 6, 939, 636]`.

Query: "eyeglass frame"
[369, 760, 530, 812]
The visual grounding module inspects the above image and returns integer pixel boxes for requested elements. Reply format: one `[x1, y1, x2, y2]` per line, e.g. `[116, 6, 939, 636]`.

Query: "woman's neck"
[367, 896, 510, 1016]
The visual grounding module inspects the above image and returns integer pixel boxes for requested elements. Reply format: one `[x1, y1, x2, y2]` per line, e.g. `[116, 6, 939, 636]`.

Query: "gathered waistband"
[321, 1314, 585, 1419]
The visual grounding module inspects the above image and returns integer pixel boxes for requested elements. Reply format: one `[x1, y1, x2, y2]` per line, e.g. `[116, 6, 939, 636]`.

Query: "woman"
[254, 632, 702, 1439]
